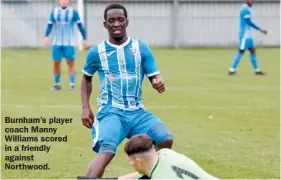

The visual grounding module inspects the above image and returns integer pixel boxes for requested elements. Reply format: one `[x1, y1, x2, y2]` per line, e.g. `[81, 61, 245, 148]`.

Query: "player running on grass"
[119, 134, 218, 180]
[81, 3, 173, 178]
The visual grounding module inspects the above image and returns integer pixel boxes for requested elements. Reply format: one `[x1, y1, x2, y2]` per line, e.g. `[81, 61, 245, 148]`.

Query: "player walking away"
[44, 0, 88, 91]
[81, 3, 173, 178]
[119, 134, 218, 180]
[228, 0, 267, 75]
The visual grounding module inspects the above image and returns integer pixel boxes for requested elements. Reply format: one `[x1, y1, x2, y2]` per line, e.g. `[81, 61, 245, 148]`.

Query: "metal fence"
[1, 0, 280, 48]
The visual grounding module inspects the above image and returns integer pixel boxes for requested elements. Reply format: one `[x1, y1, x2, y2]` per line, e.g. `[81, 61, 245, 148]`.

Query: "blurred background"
[1, 0, 280, 48]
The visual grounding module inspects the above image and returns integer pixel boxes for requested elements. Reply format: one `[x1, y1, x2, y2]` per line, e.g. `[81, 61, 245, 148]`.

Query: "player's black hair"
[104, 3, 128, 20]
[124, 134, 153, 156]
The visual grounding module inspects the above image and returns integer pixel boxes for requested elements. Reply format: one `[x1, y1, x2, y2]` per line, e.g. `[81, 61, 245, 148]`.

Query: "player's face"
[59, 0, 69, 8]
[246, 0, 253, 6]
[126, 155, 146, 174]
[103, 9, 128, 39]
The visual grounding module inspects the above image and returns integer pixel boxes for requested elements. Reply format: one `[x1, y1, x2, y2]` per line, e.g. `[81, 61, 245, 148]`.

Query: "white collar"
[106, 37, 131, 48]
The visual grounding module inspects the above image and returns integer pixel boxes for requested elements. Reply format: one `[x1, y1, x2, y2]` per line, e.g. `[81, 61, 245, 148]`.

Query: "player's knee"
[54, 60, 61, 64]
[93, 143, 117, 154]
[156, 139, 173, 150]
[54, 61, 61, 67]
[147, 123, 173, 146]
[249, 48, 256, 54]
[239, 49, 245, 54]
[67, 60, 74, 66]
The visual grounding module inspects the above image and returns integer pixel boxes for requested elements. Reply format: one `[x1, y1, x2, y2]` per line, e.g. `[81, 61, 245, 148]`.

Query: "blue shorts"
[91, 105, 173, 154]
[238, 38, 255, 50]
[52, 46, 76, 61]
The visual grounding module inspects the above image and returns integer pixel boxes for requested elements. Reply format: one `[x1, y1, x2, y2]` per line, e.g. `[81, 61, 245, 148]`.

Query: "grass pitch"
[1, 47, 280, 179]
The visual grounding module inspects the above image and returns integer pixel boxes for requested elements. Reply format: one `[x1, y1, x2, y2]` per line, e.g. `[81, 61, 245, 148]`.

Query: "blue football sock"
[69, 74, 75, 85]
[250, 53, 260, 71]
[54, 74, 61, 84]
[230, 51, 243, 71]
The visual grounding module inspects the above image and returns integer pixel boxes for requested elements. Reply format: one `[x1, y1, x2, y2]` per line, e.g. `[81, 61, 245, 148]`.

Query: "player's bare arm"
[148, 74, 165, 93]
[81, 74, 94, 128]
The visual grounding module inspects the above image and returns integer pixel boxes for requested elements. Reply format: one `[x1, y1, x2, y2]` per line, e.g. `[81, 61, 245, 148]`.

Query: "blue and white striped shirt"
[82, 37, 160, 111]
[48, 6, 82, 46]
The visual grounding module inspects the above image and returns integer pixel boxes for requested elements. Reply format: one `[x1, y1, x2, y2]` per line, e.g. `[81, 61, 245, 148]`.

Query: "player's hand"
[152, 78, 165, 93]
[261, 29, 267, 35]
[43, 37, 49, 46]
[81, 107, 94, 129]
[82, 40, 88, 50]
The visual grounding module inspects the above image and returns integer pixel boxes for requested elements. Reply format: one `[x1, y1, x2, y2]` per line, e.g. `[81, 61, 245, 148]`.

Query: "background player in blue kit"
[80, 3, 173, 178]
[44, 0, 88, 91]
[228, 0, 267, 75]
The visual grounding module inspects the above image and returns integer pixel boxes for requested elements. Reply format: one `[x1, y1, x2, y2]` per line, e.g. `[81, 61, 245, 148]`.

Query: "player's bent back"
[150, 148, 218, 179]
[123, 134, 217, 179]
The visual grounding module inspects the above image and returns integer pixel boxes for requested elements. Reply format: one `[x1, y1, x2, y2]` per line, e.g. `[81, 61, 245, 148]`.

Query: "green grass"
[1, 47, 280, 179]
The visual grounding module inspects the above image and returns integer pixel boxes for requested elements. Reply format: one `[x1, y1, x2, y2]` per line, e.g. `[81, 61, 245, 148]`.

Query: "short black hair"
[124, 134, 153, 156]
[104, 3, 128, 20]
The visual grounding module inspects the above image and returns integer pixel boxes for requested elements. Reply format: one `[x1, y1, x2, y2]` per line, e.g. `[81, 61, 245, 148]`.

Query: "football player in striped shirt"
[81, 3, 173, 178]
[44, 0, 87, 91]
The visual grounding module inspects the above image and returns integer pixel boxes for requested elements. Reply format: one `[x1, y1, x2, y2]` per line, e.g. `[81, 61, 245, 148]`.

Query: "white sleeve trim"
[76, 20, 82, 24]
[244, 15, 250, 19]
[48, 21, 53, 24]
[146, 71, 160, 77]
[82, 69, 93, 76]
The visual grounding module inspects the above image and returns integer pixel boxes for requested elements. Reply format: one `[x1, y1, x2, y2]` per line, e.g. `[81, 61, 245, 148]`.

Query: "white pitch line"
[0, 104, 272, 110]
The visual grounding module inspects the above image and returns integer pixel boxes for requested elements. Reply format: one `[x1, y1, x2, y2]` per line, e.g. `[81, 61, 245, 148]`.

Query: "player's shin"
[249, 53, 260, 71]
[53, 74, 61, 85]
[86, 153, 115, 178]
[50, 74, 61, 91]
[53, 61, 61, 85]
[69, 74, 76, 85]
[230, 51, 243, 72]
[67, 60, 76, 89]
